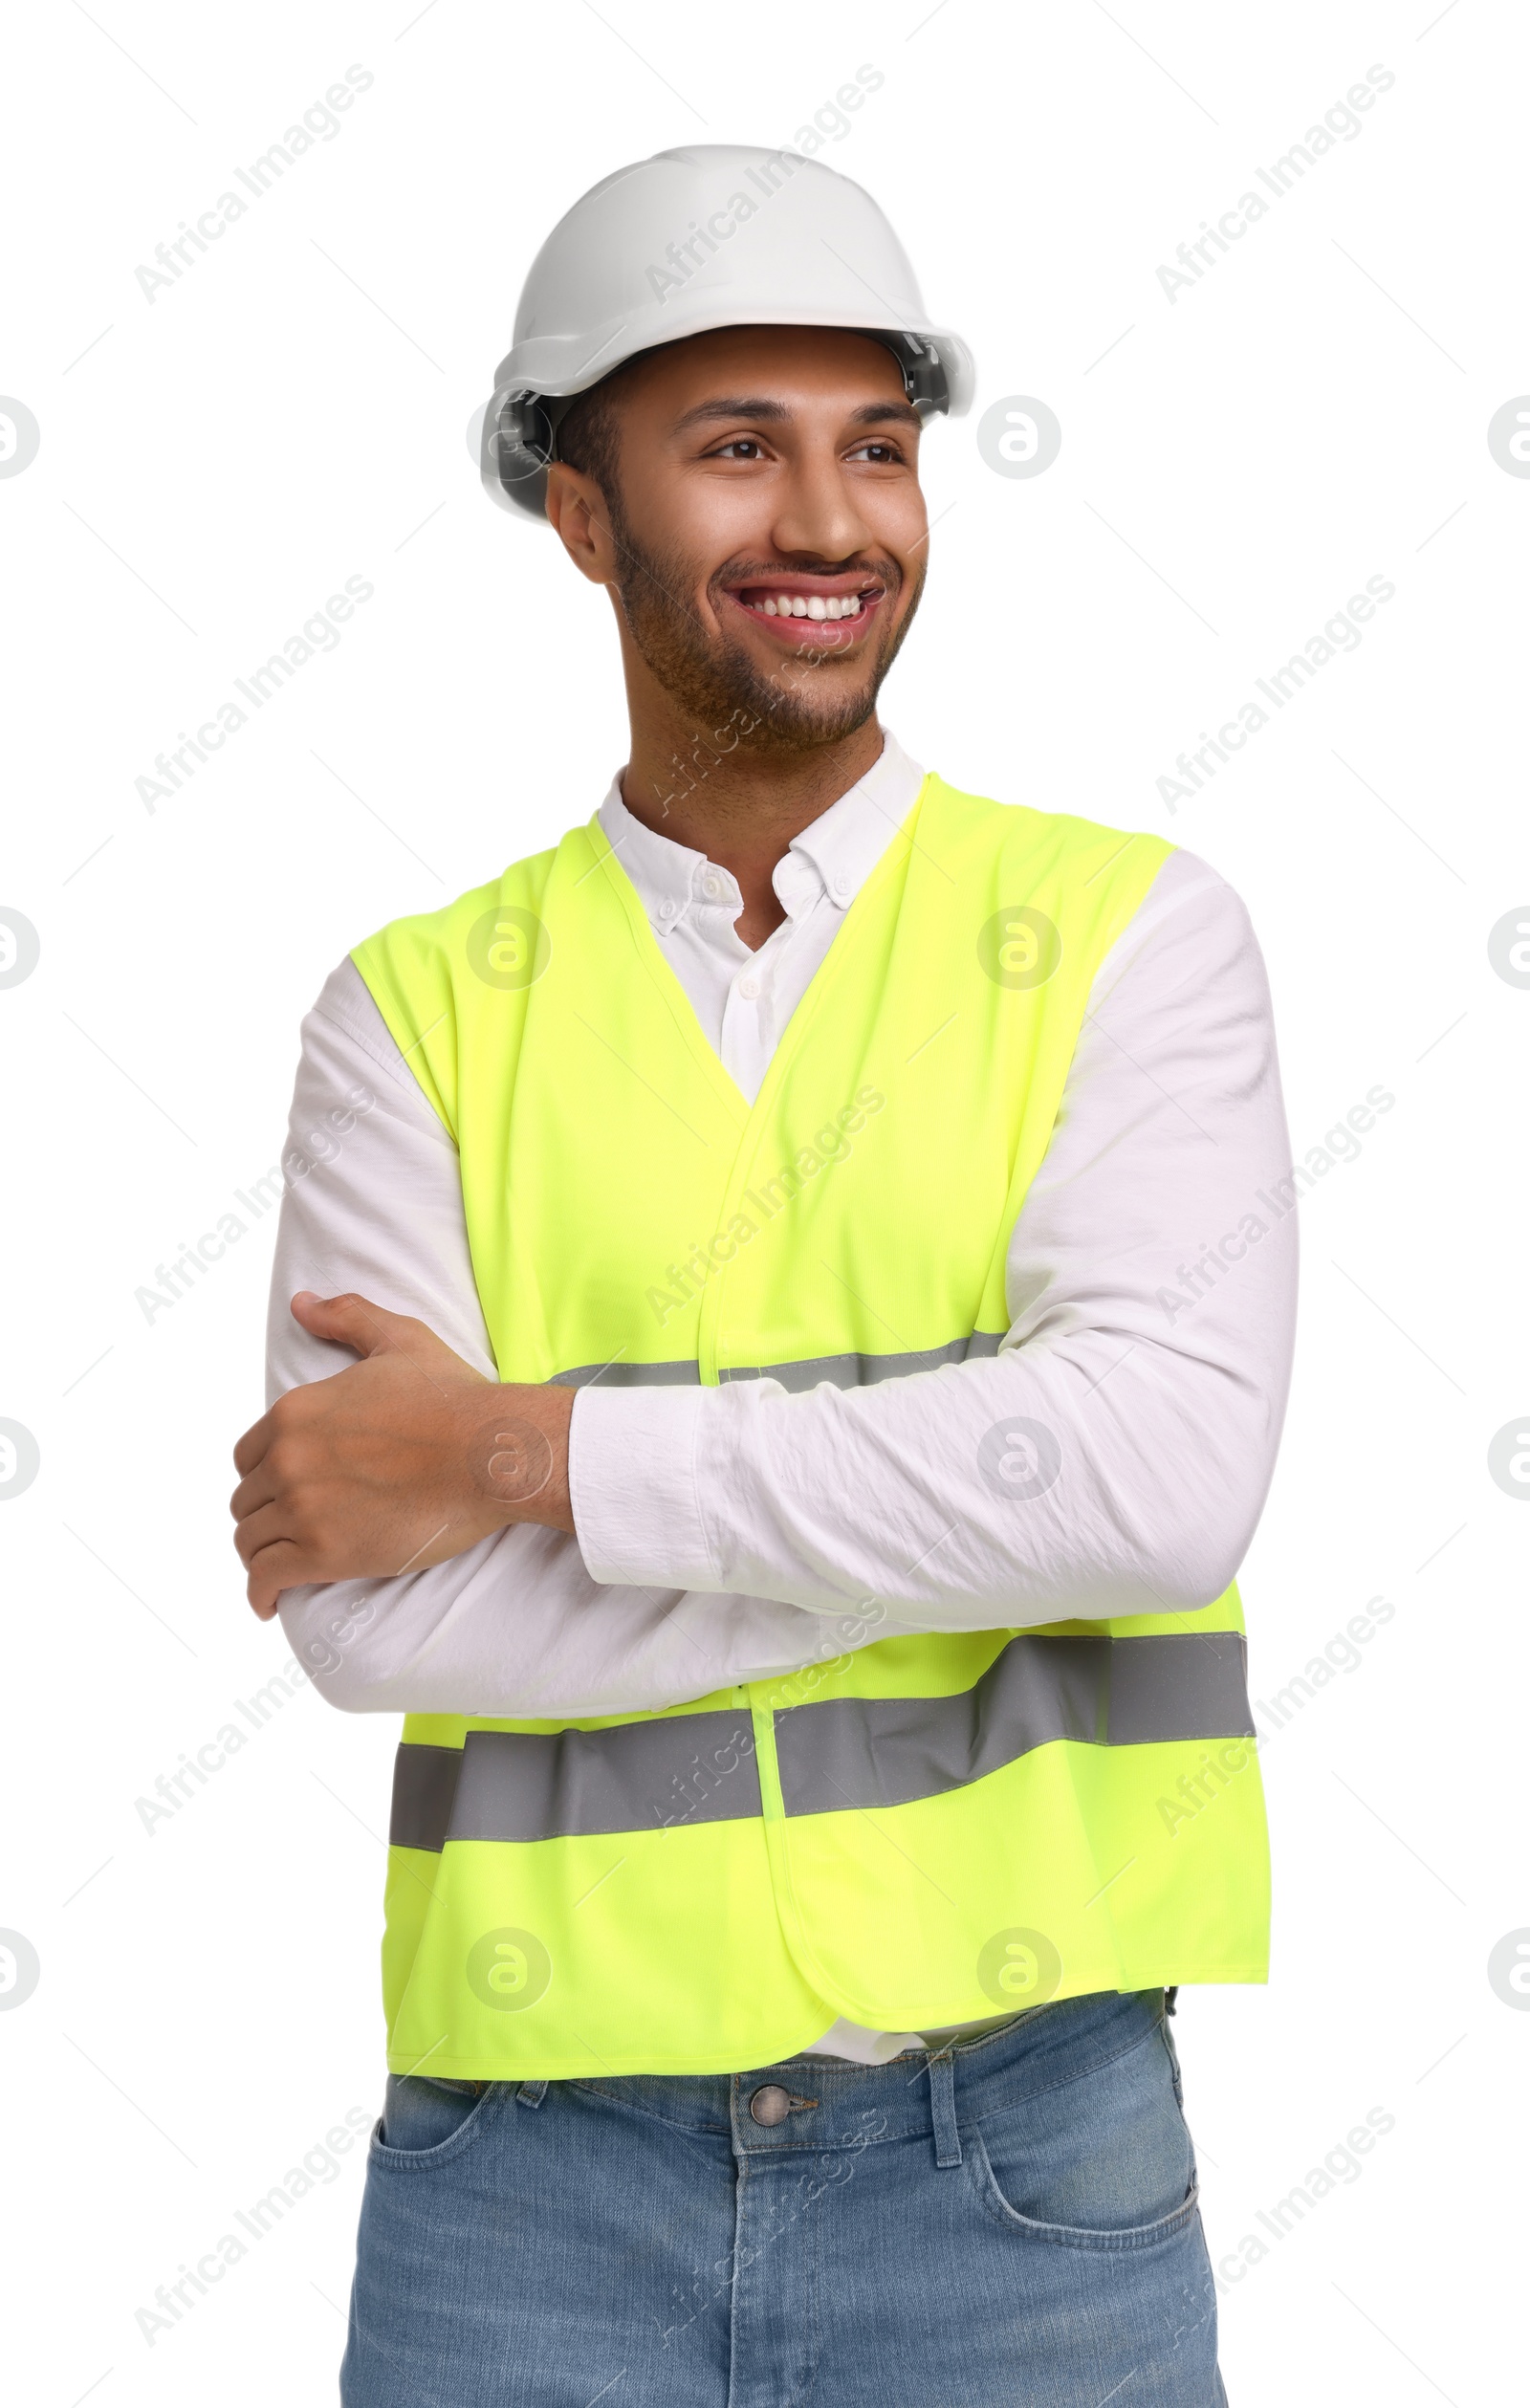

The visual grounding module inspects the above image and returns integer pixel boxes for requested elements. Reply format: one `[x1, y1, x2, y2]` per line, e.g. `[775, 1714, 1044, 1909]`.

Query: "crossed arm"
[231, 849, 1299, 1718]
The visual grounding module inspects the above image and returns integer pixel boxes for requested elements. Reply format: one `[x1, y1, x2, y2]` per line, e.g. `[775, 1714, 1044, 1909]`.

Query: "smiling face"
[546, 324, 929, 754]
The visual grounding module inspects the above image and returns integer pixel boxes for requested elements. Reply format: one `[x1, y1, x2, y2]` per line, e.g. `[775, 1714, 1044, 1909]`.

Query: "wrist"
[461, 1381, 575, 1536]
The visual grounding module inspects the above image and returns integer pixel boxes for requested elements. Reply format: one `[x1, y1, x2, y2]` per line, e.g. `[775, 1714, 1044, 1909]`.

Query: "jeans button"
[749, 2083, 792, 2127]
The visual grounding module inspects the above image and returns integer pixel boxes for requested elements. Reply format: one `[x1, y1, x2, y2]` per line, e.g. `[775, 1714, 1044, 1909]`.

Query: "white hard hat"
[478, 143, 975, 520]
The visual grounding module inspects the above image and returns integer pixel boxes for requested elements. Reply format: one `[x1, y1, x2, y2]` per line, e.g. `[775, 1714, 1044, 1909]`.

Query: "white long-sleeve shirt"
[270, 731, 1298, 2062]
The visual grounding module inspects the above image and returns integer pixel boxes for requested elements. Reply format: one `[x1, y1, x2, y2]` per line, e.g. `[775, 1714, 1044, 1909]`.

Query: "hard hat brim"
[480, 314, 975, 520]
[493, 307, 974, 418]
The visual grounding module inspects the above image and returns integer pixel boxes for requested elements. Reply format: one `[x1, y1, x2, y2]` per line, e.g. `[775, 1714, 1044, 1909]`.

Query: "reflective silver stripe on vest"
[550, 1332, 1004, 1393]
[549, 1360, 702, 1389]
[721, 1333, 1004, 1393]
[389, 1634, 1250, 1849]
[773, 1632, 1254, 1818]
[389, 1711, 761, 1851]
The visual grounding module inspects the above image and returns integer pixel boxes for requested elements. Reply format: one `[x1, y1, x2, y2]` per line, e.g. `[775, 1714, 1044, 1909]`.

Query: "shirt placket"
[721, 862, 821, 1095]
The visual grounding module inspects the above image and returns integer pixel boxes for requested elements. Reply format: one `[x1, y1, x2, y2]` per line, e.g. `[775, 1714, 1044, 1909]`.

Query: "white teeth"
[748, 591, 872, 621]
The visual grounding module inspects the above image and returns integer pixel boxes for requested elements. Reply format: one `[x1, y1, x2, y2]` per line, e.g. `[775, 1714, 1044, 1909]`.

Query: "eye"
[708, 436, 769, 460]
[848, 439, 906, 464]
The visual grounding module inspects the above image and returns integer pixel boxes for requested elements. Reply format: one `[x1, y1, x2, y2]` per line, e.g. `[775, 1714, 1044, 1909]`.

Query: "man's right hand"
[229, 1291, 575, 1618]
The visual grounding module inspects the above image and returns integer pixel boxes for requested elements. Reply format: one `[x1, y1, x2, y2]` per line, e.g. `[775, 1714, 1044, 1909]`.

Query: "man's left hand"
[230, 1291, 575, 1619]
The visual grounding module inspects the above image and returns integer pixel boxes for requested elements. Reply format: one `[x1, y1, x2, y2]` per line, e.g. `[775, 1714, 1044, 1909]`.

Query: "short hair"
[552, 364, 632, 506]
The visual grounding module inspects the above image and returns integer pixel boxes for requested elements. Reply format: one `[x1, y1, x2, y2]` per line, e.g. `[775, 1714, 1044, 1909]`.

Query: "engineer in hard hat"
[231, 143, 1295, 2405]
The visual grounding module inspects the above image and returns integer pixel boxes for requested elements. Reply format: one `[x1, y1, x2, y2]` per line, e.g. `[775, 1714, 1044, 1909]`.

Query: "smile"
[724, 582, 885, 639]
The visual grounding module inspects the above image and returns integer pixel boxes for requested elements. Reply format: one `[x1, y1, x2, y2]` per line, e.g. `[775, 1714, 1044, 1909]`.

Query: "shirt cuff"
[569, 1382, 717, 1591]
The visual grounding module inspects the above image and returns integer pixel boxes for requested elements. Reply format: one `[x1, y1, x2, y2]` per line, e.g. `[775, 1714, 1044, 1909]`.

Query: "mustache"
[710, 558, 902, 596]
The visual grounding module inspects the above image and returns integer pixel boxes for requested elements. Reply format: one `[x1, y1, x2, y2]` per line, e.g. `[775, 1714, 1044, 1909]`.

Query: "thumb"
[290, 1289, 411, 1359]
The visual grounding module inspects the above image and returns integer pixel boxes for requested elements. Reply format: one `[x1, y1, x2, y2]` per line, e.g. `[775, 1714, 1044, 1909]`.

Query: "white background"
[2, 1, 1525, 2399]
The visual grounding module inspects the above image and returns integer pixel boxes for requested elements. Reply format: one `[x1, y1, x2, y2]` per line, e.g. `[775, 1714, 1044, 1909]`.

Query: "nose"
[766, 442, 877, 567]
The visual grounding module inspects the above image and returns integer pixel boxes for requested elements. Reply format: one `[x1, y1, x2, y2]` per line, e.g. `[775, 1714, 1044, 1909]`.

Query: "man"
[232, 145, 1295, 2406]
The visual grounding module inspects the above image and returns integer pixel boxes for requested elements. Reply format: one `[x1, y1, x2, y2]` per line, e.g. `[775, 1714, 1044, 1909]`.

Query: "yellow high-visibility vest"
[353, 773, 1270, 2079]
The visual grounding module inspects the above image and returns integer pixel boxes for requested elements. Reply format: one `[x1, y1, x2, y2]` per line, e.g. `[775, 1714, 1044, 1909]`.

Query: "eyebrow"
[670, 395, 924, 435]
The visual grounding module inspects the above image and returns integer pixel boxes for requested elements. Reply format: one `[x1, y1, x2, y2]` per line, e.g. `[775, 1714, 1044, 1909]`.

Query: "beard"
[602, 493, 925, 755]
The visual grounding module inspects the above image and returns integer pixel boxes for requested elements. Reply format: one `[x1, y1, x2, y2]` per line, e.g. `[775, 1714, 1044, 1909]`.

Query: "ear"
[545, 463, 618, 586]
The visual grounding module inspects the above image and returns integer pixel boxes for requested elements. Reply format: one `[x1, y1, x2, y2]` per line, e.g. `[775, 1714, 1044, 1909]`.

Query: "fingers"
[229, 1461, 278, 1524]
[231, 1409, 275, 1480]
[290, 1290, 416, 1360]
[231, 1500, 297, 1571]
[245, 1540, 308, 1620]
[230, 1375, 331, 1491]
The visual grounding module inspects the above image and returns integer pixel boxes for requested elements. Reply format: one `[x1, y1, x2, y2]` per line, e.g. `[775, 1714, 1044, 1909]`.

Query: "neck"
[620, 690, 885, 950]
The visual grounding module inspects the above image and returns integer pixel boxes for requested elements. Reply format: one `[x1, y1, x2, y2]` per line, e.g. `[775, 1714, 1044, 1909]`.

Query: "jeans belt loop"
[516, 2078, 549, 2109]
[928, 2047, 962, 2168]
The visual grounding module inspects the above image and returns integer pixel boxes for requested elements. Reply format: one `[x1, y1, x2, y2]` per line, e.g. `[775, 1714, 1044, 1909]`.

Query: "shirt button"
[738, 976, 760, 1001]
[702, 872, 726, 901]
[657, 899, 678, 922]
[749, 2084, 793, 2127]
[832, 877, 853, 903]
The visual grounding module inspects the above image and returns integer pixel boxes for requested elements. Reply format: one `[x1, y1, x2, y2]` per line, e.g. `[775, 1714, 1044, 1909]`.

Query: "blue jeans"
[340, 1988, 1225, 2405]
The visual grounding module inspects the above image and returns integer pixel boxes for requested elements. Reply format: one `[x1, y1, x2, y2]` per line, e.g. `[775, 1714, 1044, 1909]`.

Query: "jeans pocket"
[371, 2075, 500, 2168]
[968, 2014, 1199, 2250]
[968, 2125, 1201, 2249]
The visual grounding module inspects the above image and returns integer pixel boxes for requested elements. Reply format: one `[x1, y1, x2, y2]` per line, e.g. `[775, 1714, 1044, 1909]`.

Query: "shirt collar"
[596, 731, 926, 937]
